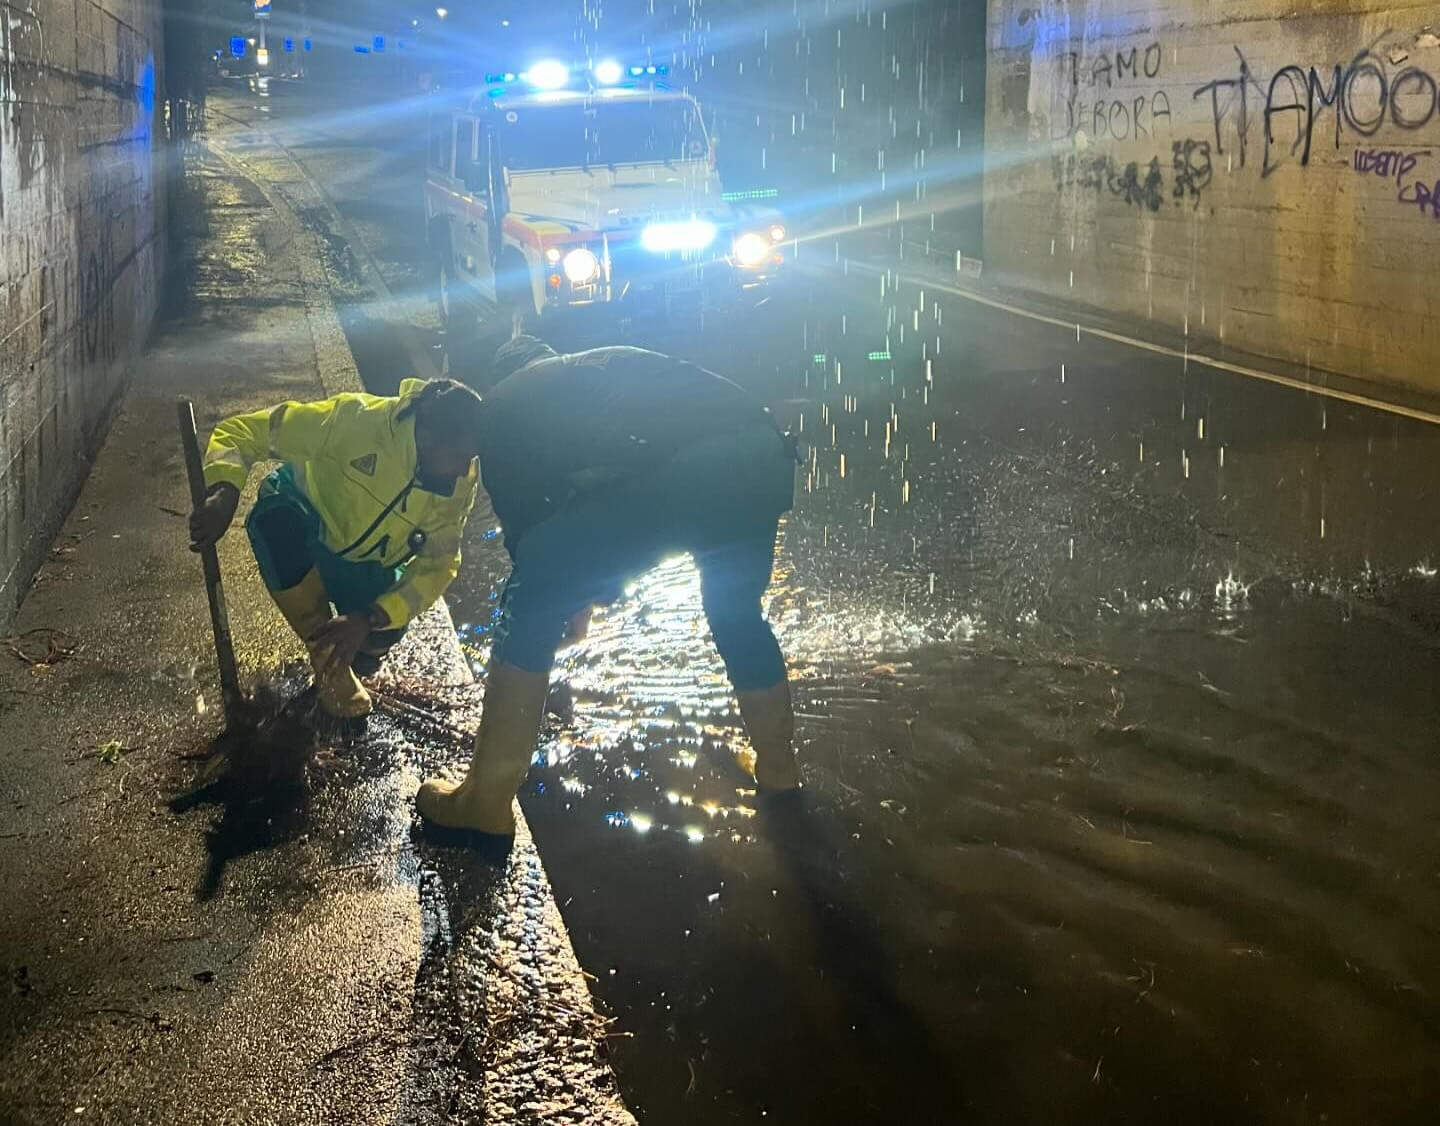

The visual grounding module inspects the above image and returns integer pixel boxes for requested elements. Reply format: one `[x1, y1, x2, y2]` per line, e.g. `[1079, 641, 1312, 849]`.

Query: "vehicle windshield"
[498, 97, 707, 170]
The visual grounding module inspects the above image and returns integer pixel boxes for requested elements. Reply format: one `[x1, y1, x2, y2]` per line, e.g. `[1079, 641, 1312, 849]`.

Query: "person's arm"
[201, 398, 341, 492]
[372, 476, 479, 627]
[191, 399, 344, 550]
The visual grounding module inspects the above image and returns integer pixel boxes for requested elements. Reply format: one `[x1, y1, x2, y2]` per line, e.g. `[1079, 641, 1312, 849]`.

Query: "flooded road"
[455, 280, 1440, 1124]
[216, 82, 1440, 1124]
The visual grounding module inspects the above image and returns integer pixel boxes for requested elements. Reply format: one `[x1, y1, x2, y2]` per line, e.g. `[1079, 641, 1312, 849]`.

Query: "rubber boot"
[737, 680, 801, 791]
[269, 570, 372, 719]
[417, 662, 550, 837]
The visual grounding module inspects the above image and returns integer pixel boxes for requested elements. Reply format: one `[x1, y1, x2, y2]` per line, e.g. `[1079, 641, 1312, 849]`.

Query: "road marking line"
[849, 261, 1440, 427]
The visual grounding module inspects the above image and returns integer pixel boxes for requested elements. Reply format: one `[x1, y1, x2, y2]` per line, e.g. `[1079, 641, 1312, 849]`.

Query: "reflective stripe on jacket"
[202, 378, 478, 627]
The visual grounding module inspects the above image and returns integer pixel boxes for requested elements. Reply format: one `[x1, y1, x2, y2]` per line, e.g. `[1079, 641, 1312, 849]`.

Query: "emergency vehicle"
[423, 58, 787, 328]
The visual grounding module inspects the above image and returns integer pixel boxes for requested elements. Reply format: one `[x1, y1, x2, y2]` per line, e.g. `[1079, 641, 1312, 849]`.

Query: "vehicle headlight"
[562, 247, 600, 284]
[768, 224, 786, 242]
[733, 232, 771, 268]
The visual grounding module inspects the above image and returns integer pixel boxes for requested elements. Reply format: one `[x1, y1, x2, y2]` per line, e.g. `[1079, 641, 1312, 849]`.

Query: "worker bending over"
[189, 379, 483, 721]
[418, 337, 800, 838]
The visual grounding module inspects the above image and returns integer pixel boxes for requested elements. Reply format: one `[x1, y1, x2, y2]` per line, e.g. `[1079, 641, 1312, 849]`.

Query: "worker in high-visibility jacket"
[188, 378, 484, 720]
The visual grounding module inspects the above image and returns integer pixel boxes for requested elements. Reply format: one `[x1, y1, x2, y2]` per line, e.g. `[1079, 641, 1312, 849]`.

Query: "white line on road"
[847, 260, 1440, 428]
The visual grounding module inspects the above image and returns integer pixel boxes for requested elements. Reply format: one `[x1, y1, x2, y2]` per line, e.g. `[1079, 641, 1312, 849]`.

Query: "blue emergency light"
[483, 60, 668, 91]
[303, 38, 313, 51]
[373, 35, 385, 52]
[283, 37, 294, 52]
[230, 36, 246, 58]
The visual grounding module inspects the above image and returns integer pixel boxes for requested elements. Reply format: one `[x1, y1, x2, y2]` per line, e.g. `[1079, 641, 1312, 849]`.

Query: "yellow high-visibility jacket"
[203, 378, 478, 627]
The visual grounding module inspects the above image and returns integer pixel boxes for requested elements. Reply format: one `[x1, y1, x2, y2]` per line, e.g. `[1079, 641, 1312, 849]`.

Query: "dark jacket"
[478, 344, 782, 549]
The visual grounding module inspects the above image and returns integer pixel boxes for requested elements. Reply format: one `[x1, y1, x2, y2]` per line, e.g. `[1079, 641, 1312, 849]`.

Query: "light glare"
[562, 247, 600, 283]
[526, 59, 570, 90]
[641, 219, 717, 253]
[733, 231, 771, 266]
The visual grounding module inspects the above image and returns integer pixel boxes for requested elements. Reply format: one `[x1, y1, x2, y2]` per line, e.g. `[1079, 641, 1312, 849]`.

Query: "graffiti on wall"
[1352, 146, 1440, 218]
[1053, 137, 1213, 210]
[1049, 41, 1175, 142]
[1041, 27, 1440, 219]
[1195, 45, 1440, 177]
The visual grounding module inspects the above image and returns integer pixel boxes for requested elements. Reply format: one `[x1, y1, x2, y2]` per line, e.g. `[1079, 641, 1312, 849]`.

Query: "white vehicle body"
[424, 84, 786, 322]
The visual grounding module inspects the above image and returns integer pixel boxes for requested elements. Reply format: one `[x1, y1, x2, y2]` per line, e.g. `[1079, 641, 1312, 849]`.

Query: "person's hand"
[189, 483, 240, 552]
[308, 612, 379, 677]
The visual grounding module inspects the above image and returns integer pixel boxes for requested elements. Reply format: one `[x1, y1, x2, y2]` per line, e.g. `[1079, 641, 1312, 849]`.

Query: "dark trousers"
[246, 466, 408, 676]
[492, 423, 794, 692]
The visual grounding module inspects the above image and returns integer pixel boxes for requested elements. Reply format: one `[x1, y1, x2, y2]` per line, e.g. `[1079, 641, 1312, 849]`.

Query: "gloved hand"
[188, 483, 240, 551]
[309, 609, 385, 677]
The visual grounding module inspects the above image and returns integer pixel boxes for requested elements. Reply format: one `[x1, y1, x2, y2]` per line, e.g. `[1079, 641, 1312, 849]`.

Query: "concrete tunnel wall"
[0, 0, 167, 629]
[982, 0, 1440, 395]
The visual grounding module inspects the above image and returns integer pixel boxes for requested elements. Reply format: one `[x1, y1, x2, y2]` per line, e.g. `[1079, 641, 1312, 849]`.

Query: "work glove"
[309, 609, 386, 677]
[188, 483, 240, 551]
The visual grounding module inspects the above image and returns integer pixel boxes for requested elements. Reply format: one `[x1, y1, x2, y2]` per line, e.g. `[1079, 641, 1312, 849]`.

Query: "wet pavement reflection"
[445, 270, 1440, 1123]
[225, 83, 1440, 1124]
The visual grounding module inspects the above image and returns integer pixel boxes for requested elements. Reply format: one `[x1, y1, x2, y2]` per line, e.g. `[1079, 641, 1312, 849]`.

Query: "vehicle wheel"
[432, 222, 480, 335]
[495, 249, 538, 331]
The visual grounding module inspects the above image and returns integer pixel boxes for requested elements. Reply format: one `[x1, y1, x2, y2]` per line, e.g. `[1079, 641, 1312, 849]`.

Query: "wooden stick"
[177, 399, 244, 728]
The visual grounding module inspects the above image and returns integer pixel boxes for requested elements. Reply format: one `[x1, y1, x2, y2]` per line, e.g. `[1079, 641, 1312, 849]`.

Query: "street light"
[435, 7, 447, 17]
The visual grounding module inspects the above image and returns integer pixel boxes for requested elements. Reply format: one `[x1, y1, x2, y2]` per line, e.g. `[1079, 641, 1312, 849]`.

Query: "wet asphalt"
[164, 81, 1440, 1124]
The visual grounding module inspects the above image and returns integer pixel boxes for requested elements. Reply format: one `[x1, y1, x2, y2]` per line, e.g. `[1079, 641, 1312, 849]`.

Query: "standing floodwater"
[445, 262, 1440, 1122]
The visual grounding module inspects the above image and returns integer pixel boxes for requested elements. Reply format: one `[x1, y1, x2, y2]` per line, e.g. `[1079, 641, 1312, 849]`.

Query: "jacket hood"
[493, 336, 559, 384]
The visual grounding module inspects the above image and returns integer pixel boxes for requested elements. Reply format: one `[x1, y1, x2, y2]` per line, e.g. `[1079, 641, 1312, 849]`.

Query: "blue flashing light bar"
[373, 35, 385, 52]
[303, 38, 313, 51]
[283, 37, 294, 52]
[230, 36, 246, 58]
[485, 62, 667, 87]
[354, 45, 370, 54]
